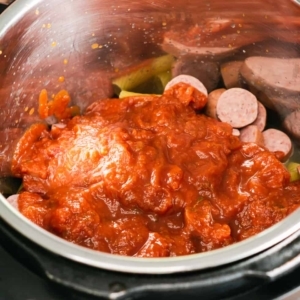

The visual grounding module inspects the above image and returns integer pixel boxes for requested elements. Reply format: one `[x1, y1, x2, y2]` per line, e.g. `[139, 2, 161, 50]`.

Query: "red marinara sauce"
[11, 83, 300, 257]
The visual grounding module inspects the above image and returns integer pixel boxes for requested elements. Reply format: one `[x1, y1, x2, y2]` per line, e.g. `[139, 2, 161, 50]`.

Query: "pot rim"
[1, 193, 300, 274]
[0, 0, 39, 36]
[1, 0, 300, 275]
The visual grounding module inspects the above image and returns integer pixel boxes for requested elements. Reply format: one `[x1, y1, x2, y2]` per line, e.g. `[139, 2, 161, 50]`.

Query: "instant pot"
[1, 0, 300, 299]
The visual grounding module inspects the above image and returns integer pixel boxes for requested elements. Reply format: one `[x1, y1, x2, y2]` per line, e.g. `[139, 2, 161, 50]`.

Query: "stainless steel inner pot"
[0, 0, 300, 275]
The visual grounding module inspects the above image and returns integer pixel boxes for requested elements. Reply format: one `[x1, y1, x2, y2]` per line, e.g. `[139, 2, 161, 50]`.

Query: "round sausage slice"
[240, 125, 264, 147]
[220, 61, 244, 89]
[165, 74, 208, 97]
[216, 88, 258, 128]
[251, 101, 267, 132]
[205, 88, 226, 119]
[262, 128, 293, 162]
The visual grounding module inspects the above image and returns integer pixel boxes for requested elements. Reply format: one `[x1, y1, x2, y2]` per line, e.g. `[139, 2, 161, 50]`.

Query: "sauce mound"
[11, 85, 300, 257]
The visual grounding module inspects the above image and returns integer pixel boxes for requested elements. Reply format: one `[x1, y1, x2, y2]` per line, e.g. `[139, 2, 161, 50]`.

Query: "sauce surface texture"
[11, 85, 300, 257]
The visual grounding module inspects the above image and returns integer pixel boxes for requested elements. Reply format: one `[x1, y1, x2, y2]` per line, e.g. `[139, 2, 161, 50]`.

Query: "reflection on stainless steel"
[0, 0, 300, 273]
[0, 0, 300, 130]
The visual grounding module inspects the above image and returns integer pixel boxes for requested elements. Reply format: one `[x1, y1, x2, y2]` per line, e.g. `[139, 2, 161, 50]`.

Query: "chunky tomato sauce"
[11, 84, 300, 257]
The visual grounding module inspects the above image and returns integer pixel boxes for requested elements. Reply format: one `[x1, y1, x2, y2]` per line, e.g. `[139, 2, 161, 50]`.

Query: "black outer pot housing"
[1, 217, 300, 300]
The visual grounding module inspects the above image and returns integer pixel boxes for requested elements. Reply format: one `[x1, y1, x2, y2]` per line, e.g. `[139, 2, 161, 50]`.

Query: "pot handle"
[265, 245, 300, 280]
[266, 252, 300, 278]
[241, 229, 300, 282]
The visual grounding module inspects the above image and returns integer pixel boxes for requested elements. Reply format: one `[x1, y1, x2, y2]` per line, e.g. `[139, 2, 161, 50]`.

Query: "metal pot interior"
[0, 0, 300, 274]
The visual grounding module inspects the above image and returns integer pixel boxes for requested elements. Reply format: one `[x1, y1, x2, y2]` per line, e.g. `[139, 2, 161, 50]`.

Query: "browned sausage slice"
[251, 101, 267, 132]
[165, 74, 208, 97]
[220, 61, 244, 89]
[205, 88, 226, 119]
[216, 88, 258, 128]
[240, 125, 264, 147]
[262, 128, 293, 162]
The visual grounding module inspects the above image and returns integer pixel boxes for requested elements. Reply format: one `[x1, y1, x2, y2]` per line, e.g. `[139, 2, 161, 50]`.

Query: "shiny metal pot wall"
[0, 0, 300, 129]
[0, 0, 300, 123]
[0, 0, 300, 274]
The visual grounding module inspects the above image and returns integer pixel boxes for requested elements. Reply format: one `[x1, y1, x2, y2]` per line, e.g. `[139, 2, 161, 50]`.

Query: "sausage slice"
[240, 57, 300, 98]
[251, 101, 267, 132]
[216, 88, 258, 128]
[240, 125, 264, 147]
[165, 74, 208, 97]
[262, 128, 293, 162]
[205, 88, 226, 119]
[220, 61, 244, 89]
